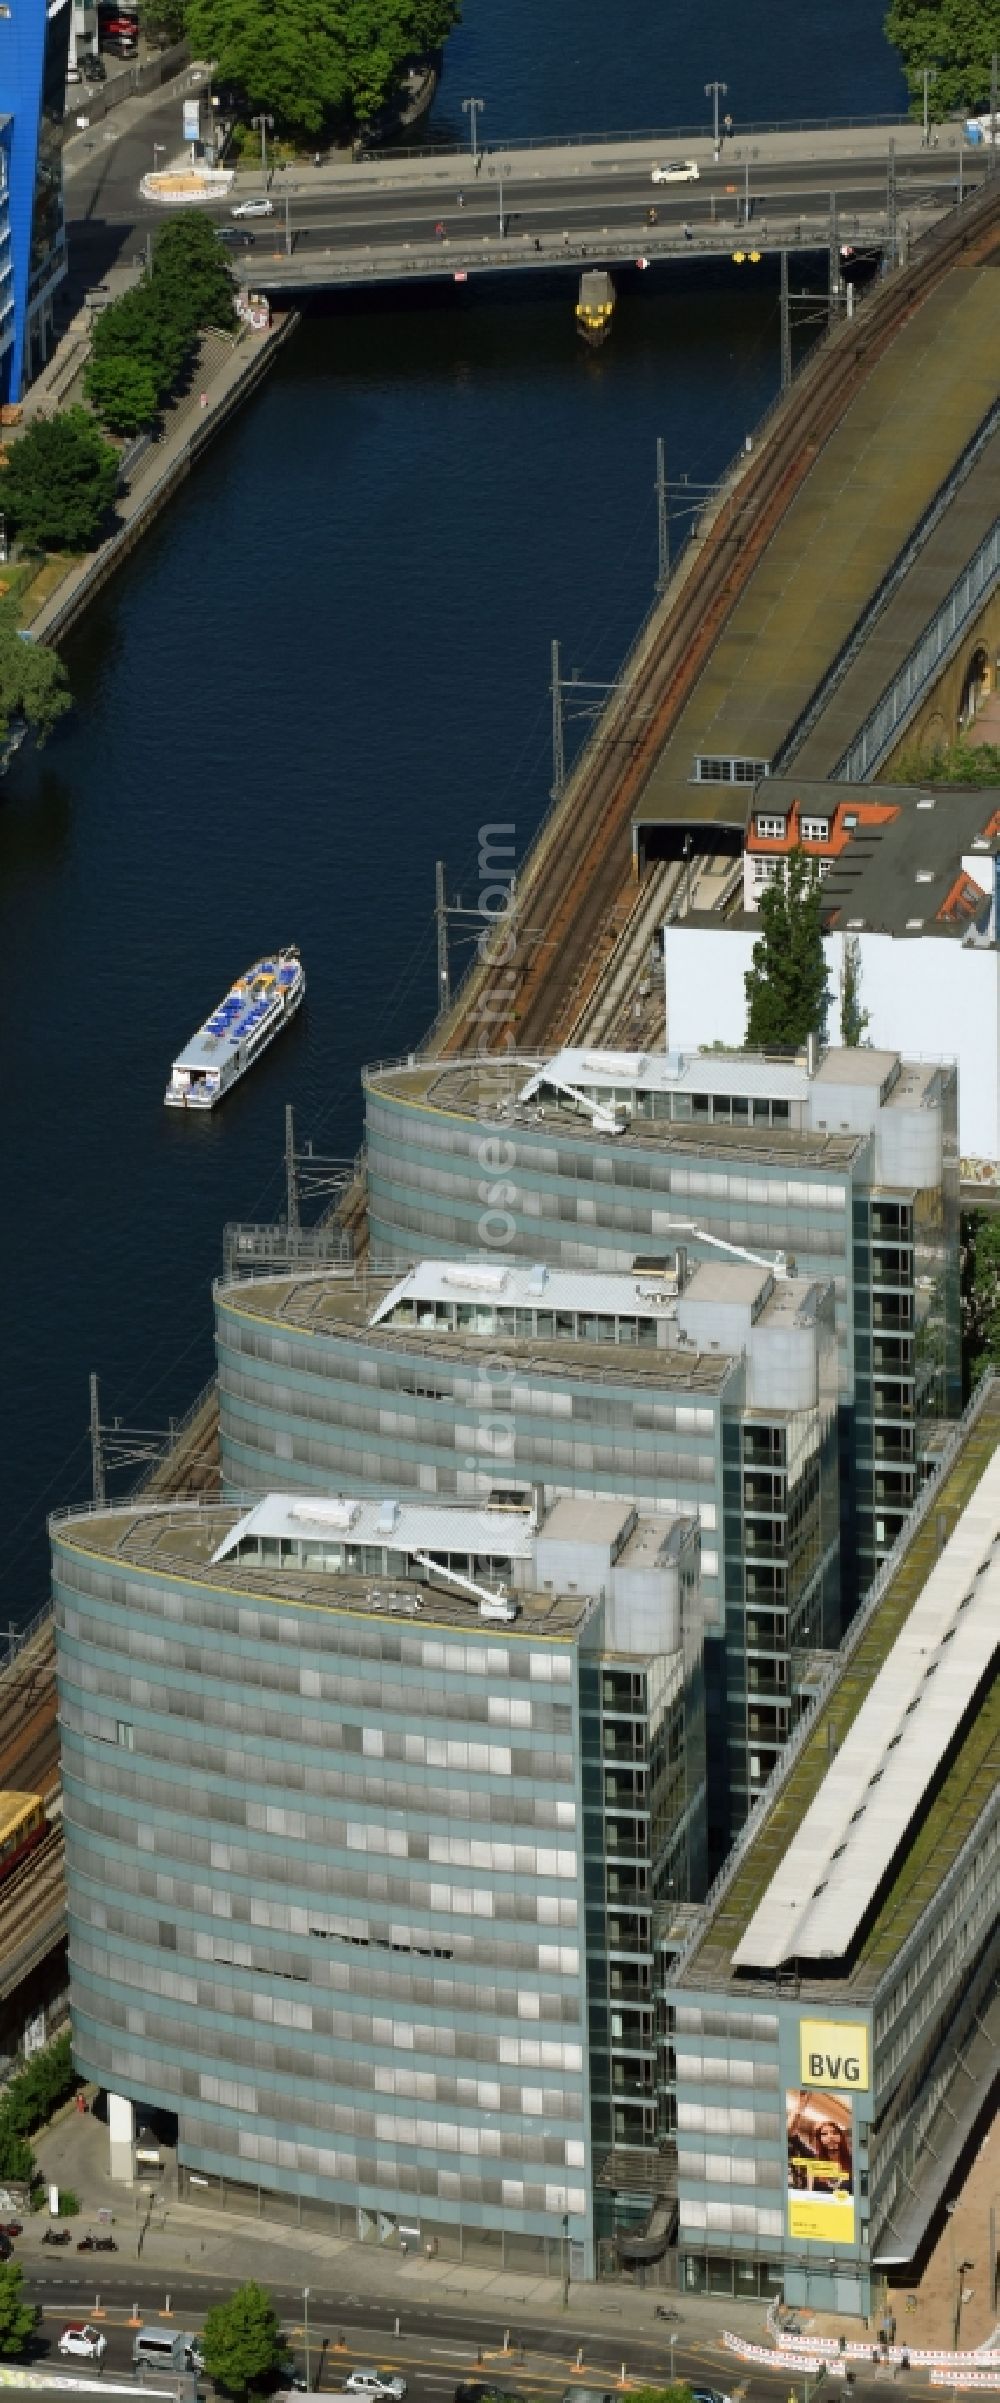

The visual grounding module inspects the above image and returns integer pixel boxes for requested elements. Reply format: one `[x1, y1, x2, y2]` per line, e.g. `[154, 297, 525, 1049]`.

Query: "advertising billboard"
[798, 2017, 869, 2091]
[786, 2086, 855, 2245]
[182, 98, 201, 143]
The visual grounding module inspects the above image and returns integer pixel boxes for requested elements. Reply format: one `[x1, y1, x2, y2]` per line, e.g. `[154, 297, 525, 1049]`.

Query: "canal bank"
[27, 309, 299, 648]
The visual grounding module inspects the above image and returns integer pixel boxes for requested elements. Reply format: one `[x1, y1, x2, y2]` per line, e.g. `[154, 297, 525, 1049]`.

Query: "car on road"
[59, 2326, 107, 2361]
[689, 2387, 733, 2403]
[0, 2220, 22, 2237]
[217, 226, 256, 246]
[455, 2386, 527, 2403]
[345, 2376, 408, 2400]
[231, 197, 274, 218]
[651, 159, 700, 183]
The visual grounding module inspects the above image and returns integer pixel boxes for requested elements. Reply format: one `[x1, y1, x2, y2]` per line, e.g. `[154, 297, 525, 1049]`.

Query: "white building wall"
[662, 922, 1000, 1165]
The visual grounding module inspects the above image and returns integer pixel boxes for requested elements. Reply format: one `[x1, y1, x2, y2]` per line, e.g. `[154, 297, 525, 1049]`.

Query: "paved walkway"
[27, 306, 294, 646]
[30, 2112, 763, 2346]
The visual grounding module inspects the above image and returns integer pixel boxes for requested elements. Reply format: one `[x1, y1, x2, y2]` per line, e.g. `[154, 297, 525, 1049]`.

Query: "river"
[0, 0, 906, 1616]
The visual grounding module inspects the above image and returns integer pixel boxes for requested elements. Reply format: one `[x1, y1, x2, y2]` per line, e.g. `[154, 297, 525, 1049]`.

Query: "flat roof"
[734, 1442, 1000, 1970]
[213, 1492, 539, 1563]
[216, 1272, 740, 1393]
[365, 1057, 867, 1170]
[674, 1376, 1000, 2000]
[522, 1047, 812, 1102]
[370, 1259, 686, 1322]
[631, 252, 1000, 831]
[51, 1504, 594, 1639]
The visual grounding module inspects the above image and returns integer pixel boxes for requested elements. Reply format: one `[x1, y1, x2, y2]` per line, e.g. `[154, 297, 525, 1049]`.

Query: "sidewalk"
[226, 115, 966, 201]
[30, 2112, 765, 2348]
[62, 59, 212, 179]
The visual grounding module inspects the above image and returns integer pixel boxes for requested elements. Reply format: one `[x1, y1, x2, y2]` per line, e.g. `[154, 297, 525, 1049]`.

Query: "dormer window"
[800, 816, 829, 842]
[756, 814, 786, 840]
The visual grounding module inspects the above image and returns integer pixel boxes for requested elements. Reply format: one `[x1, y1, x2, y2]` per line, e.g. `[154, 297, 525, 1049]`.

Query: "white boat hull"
[165, 953, 305, 1110]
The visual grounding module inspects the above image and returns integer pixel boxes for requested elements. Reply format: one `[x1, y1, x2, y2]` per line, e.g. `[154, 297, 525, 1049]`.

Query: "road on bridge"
[62, 102, 986, 295]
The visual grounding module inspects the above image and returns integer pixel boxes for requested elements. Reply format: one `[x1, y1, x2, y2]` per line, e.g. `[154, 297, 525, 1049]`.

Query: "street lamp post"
[284, 182, 294, 257]
[152, 141, 166, 173]
[252, 111, 275, 185]
[920, 65, 938, 145]
[303, 2286, 311, 2394]
[705, 80, 728, 156]
[562, 2212, 570, 2310]
[462, 96, 485, 165]
[498, 167, 506, 237]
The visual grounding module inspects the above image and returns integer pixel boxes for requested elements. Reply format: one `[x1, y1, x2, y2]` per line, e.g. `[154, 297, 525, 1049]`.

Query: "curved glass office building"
[53, 1491, 705, 2270]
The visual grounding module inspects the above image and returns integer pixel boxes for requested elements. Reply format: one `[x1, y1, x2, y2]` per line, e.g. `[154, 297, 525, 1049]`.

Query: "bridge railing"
[362, 108, 920, 164]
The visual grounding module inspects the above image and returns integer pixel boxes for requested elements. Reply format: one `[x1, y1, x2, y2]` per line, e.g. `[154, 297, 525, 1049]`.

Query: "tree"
[85, 353, 160, 436]
[884, 0, 1000, 120]
[0, 2124, 34, 2183]
[200, 2282, 286, 2400]
[183, 0, 461, 136]
[0, 411, 119, 552]
[0, 2261, 38, 2358]
[89, 284, 194, 404]
[745, 847, 830, 1050]
[840, 932, 870, 1048]
[150, 217, 236, 338]
[893, 737, 1000, 785]
[139, 0, 187, 41]
[962, 1209, 1000, 1386]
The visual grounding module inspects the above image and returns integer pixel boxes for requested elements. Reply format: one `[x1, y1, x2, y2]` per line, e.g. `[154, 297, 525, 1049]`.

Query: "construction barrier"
[780, 2337, 1000, 2371]
[724, 2335, 824, 2372]
[929, 2377, 1000, 2390]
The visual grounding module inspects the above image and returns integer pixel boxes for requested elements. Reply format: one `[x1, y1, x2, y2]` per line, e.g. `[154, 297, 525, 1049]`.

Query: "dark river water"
[0, 0, 906, 1615]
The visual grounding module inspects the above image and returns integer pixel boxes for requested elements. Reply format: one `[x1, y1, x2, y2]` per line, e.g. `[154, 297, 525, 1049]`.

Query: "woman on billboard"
[786, 2089, 853, 2196]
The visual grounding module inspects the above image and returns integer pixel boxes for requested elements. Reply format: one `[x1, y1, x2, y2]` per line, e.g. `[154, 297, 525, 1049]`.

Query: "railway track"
[430, 180, 1000, 1063]
[0, 1827, 65, 1998]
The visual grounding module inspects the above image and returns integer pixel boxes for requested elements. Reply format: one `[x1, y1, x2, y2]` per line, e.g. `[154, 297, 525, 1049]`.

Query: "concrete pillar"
[108, 2092, 134, 2185]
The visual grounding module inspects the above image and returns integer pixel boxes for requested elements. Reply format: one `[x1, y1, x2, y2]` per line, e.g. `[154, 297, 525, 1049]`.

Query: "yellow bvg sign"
[799, 2018, 869, 2091]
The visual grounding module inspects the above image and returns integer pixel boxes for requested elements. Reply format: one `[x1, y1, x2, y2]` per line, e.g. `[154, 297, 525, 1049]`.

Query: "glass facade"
[214, 1268, 840, 1856]
[0, 0, 68, 399]
[362, 1054, 960, 1602]
[54, 1496, 711, 2268]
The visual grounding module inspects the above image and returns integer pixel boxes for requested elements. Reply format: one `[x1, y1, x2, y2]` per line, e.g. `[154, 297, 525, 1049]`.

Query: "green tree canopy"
[0, 411, 119, 552]
[962, 1210, 1000, 1386]
[893, 737, 1000, 784]
[200, 2282, 286, 2400]
[139, 0, 187, 41]
[745, 847, 830, 1050]
[89, 284, 194, 403]
[182, 0, 461, 135]
[150, 215, 236, 336]
[0, 2124, 34, 2183]
[84, 354, 160, 436]
[884, 0, 1000, 118]
[0, 2261, 38, 2358]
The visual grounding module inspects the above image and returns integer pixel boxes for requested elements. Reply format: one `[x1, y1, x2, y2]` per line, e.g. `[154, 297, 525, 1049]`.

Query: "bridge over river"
[219, 118, 989, 293]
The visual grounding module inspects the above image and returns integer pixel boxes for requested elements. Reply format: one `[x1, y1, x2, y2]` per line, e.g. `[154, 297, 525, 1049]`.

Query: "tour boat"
[164, 946, 305, 1109]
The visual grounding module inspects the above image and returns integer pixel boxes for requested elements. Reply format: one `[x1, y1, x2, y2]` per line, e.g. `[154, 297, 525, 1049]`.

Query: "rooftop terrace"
[674, 1377, 1000, 2002]
[364, 1056, 866, 1172]
[217, 1263, 768, 1395]
[50, 1503, 594, 1640]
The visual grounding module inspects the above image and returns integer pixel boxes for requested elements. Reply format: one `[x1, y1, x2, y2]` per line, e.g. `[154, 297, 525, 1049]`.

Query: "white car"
[651, 159, 700, 184]
[59, 2327, 107, 2362]
[231, 197, 274, 218]
[345, 2376, 407, 2401]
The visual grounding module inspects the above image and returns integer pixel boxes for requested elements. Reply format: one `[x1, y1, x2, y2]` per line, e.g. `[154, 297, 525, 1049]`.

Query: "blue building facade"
[0, 0, 68, 397]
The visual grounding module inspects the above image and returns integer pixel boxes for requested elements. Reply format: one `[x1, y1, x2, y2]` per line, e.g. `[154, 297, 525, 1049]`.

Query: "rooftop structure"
[363, 1045, 960, 1592]
[665, 780, 1000, 1165]
[53, 1486, 705, 2270]
[215, 1252, 840, 1851]
[663, 1377, 1000, 2313]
